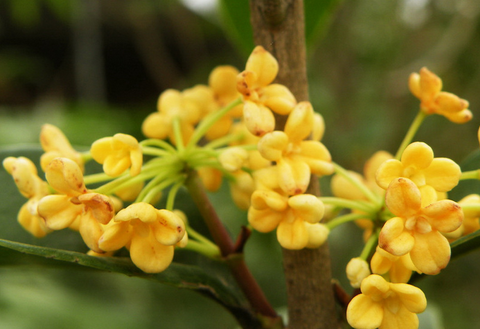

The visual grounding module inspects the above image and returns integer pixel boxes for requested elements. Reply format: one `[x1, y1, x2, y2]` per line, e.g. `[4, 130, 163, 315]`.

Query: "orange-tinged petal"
[443, 109, 473, 124]
[284, 101, 314, 142]
[419, 67, 442, 100]
[276, 218, 309, 250]
[379, 217, 415, 256]
[38, 194, 81, 230]
[385, 178, 421, 218]
[245, 46, 278, 87]
[361, 274, 390, 297]
[423, 158, 460, 192]
[423, 200, 463, 232]
[410, 230, 450, 275]
[248, 207, 283, 233]
[347, 294, 384, 329]
[401, 142, 433, 169]
[243, 101, 275, 137]
[78, 192, 115, 225]
[129, 232, 174, 273]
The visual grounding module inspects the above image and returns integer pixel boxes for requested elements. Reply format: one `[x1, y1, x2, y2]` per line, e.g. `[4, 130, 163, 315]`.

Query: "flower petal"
[129, 232, 174, 273]
[385, 178, 421, 218]
[37, 195, 81, 230]
[379, 217, 414, 256]
[410, 230, 450, 275]
[276, 218, 309, 250]
[347, 294, 384, 329]
[423, 158, 460, 192]
[423, 200, 463, 232]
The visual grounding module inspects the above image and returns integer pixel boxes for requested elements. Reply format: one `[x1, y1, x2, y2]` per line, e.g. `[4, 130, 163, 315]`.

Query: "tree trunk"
[249, 1, 341, 328]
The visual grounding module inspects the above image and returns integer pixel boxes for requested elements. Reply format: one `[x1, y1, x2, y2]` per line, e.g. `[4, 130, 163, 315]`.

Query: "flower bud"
[346, 257, 371, 288]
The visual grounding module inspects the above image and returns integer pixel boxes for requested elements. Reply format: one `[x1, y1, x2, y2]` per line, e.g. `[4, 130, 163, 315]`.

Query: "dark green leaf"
[451, 230, 480, 259]
[218, 0, 254, 56]
[304, 0, 344, 49]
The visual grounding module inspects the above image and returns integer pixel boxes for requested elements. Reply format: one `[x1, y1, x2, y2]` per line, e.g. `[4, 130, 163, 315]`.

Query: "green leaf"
[304, 0, 344, 49]
[218, 0, 344, 55]
[0, 146, 262, 327]
[450, 230, 480, 259]
[449, 149, 480, 201]
[218, 0, 254, 56]
[0, 238, 258, 325]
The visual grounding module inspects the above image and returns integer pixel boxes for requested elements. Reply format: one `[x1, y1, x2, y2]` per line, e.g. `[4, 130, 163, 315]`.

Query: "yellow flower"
[370, 246, 418, 283]
[237, 46, 296, 136]
[98, 203, 187, 273]
[142, 88, 208, 145]
[346, 257, 371, 288]
[409, 67, 471, 123]
[347, 274, 427, 329]
[248, 167, 326, 249]
[37, 158, 115, 252]
[380, 177, 463, 275]
[40, 124, 84, 172]
[376, 142, 460, 205]
[3, 157, 51, 238]
[257, 102, 333, 195]
[91, 133, 143, 177]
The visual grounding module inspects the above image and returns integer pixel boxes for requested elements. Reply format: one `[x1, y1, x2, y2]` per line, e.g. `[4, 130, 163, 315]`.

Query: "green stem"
[181, 239, 220, 259]
[333, 162, 380, 205]
[203, 131, 246, 149]
[326, 213, 371, 230]
[165, 179, 184, 211]
[395, 111, 427, 160]
[187, 97, 243, 150]
[359, 230, 379, 261]
[172, 116, 185, 153]
[319, 197, 376, 213]
[141, 146, 171, 157]
[83, 172, 115, 185]
[140, 138, 176, 153]
[460, 170, 480, 180]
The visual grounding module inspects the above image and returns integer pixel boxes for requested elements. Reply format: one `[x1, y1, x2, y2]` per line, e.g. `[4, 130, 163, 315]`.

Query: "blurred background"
[1, 0, 480, 328]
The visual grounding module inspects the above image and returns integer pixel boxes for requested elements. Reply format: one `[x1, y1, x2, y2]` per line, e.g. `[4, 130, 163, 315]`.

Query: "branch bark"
[249, 1, 341, 328]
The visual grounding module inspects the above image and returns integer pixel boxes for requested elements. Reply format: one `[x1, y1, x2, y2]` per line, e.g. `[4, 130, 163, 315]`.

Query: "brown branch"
[249, 1, 341, 328]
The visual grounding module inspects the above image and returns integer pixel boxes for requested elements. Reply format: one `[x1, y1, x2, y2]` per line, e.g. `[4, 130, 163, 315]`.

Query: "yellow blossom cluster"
[3, 45, 480, 329]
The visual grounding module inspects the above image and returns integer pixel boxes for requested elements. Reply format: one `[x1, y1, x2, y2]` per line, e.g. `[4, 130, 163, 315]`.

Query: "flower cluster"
[3, 47, 480, 329]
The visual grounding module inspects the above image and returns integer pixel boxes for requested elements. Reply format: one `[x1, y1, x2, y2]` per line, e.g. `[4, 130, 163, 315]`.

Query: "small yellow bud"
[346, 257, 371, 288]
[219, 147, 249, 172]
